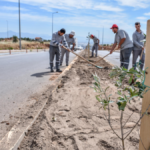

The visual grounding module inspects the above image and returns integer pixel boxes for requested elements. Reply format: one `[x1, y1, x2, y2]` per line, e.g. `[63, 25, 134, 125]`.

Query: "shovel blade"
[96, 66, 103, 69]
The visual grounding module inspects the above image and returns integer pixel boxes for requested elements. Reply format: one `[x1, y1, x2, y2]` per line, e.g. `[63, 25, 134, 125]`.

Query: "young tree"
[92, 63, 150, 150]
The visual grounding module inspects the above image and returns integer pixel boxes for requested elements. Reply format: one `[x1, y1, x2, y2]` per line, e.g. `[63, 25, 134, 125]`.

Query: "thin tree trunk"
[120, 111, 125, 150]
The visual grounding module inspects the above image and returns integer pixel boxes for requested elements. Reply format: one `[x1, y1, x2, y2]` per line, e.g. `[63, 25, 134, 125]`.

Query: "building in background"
[35, 37, 42, 42]
[75, 38, 78, 47]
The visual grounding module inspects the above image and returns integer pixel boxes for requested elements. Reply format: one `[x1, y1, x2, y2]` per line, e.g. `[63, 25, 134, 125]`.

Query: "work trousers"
[92, 43, 98, 57]
[132, 50, 145, 70]
[49, 45, 60, 70]
[120, 47, 133, 69]
[60, 48, 70, 65]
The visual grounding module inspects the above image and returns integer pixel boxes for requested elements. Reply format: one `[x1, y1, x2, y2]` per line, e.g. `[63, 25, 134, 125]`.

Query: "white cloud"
[0, 12, 51, 22]
[144, 12, 150, 15]
[40, 7, 53, 12]
[0, 6, 28, 11]
[136, 17, 147, 20]
[116, 0, 150, 8]
[0, 11, 133, 30]
[3, 0, 123, 12]
[94, 3, 123, 12]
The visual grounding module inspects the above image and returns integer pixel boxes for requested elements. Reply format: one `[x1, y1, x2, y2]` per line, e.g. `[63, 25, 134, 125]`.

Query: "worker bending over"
[60, 31, 76, 66]
[90, 35, 100, 57]
[132, 22, 146, 70]
[110, 24, 133, 69]
[50, 28, 69, 72]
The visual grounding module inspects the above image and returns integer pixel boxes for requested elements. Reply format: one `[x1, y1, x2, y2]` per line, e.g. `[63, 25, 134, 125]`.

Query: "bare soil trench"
[19, 54, 142, 150]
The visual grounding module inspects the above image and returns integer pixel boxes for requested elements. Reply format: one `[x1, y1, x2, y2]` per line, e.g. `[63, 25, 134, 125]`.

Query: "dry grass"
[0, 40, 50, 50]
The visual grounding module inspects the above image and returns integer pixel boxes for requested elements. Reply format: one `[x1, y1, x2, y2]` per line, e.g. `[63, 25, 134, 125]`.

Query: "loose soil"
[19, 53, 142, 150]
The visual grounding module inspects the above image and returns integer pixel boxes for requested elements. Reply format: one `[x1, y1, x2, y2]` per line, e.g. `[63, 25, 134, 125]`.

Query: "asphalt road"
[98, 50, 137, 69]
[0, 51, 80, 123]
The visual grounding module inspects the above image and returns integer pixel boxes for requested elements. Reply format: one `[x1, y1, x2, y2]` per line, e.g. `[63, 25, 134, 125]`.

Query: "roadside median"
[0, 50, 84, 150]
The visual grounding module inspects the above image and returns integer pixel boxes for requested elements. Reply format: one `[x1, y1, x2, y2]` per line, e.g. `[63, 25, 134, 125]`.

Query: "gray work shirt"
[50, 31, 68, 48]
[114, 29, 133, 50]
[93, 36, 99, 44]
[133, 30, 146, 51]
[65, 34, 75, 47]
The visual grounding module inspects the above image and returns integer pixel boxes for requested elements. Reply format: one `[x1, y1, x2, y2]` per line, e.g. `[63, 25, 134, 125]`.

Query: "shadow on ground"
[31, 71, 51, 78]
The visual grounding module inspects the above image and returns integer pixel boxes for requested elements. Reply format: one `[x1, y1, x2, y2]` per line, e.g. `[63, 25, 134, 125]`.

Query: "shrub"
[13, 36, 18, 43]
[8, 47, 13, 50]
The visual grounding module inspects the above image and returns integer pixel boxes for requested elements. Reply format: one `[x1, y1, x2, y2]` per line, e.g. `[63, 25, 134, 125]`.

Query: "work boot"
[50, 63, 54, 72]
[90, 56, 93, 58]
[66, 63, 68, 66]
[56, 69, 62, 72]
[51, 69, 54, 72]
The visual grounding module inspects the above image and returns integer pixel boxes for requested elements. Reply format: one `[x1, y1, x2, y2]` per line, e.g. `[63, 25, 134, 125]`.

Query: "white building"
[74, 38, 78, 47]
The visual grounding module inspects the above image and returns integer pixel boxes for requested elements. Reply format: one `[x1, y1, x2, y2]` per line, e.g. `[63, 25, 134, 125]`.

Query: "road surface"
[98, 50, 139, 69]
[0, 51, 80, 124]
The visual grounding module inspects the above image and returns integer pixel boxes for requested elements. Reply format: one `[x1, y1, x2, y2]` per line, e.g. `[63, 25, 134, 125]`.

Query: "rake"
[62, 46, 103, 69]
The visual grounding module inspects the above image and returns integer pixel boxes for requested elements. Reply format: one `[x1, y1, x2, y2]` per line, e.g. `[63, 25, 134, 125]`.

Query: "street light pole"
[18, 0, 21, 50]
[52, 12, 58, 34]
[6, 20, 8, 38]
[102, 27, 104, 50]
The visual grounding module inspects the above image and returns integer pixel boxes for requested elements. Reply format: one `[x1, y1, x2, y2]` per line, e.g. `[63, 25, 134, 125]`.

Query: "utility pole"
[139, 19, 150, 150]
[88, 32, 90, 58]
[52, 12, 58, 34]
[18, 0, 21, 50]
[6, 20, 8, 38]
[102, 27, 104, 50]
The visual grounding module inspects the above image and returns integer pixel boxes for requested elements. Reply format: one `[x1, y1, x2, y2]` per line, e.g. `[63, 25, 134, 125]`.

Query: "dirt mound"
[19, 54, 141, 150]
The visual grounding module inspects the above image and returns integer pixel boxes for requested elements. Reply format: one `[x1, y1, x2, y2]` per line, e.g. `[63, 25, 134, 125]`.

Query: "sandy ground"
[19, 53, 142, 150]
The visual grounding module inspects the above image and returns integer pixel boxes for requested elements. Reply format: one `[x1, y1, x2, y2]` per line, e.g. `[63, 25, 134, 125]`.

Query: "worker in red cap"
[110, 24, 133, 69]
[90, 34, 100, 57]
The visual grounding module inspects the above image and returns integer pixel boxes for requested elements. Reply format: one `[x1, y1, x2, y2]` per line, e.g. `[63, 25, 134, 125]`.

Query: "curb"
[103, 58, 114, 67]
[97, 55, 114, 67]
[0, 51, 82, 150]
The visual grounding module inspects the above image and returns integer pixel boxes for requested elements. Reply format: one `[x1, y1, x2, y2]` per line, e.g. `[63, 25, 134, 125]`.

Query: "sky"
[0, 0, 150, 44]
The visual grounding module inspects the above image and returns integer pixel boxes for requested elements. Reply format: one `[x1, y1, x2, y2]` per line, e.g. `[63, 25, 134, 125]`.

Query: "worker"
[90, 34, 100, 57]
[49, 28, 69, 72]
[132, 22, 146, 70]
[60, 31, 76, 66]
[110, 24, 133, 69]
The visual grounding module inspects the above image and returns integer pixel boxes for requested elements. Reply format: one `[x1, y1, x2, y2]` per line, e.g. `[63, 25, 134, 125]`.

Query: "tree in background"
[0, 38, 4, 41]
[13, 36, 18, 43]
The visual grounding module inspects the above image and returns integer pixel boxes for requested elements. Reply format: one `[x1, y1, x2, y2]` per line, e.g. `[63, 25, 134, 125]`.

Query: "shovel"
[140, 49, 144, 60]
[95, 49, 115, 64]
[62, 46, 103, 69]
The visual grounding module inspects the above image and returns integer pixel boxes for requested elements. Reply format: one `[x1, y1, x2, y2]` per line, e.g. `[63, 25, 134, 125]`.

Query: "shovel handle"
[96, 49, 115, 63]
[96, 53, 110, 63]
[62, 46, 98, 67]
[140, 50, 144, 60]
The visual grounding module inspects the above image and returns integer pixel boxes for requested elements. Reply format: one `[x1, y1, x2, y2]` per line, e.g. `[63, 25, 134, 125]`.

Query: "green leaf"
[128, 76, 133, 84]
[117, 98, 127, 111]
[117, 90, 122, 95]
[96, 95, 100, 102]
[105, 86, 110, 92]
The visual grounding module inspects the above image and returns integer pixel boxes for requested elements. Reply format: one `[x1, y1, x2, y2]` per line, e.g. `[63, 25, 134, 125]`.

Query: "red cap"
[110, 24, 118, 29]
[90, 34, 94, 38]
